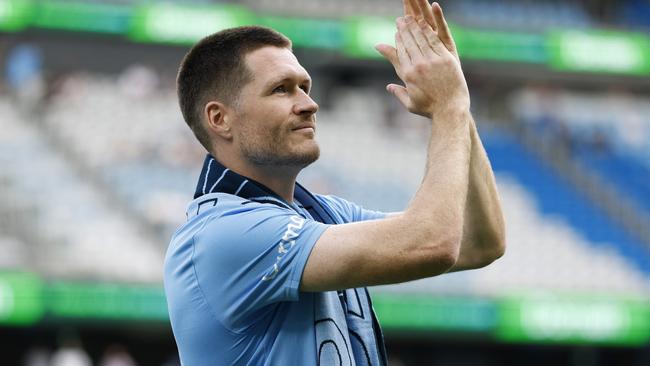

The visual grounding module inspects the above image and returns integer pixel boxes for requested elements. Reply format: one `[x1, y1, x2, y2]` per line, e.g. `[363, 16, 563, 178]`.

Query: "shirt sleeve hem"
[285, 222, 329, 301]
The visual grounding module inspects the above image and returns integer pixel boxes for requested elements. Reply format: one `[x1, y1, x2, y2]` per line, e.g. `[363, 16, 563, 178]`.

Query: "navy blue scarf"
[194, 154, 387, 364]
[194, 154, 338, 223]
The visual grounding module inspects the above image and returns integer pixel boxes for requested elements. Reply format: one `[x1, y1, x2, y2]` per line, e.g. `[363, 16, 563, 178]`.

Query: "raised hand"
[382, 16, 469, 120]
[403, 0, 459, 62]
[376, 2, 465, 118]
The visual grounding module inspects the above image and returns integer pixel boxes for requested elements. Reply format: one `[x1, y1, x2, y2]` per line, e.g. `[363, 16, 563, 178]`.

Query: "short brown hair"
[177, 26, 291, 151]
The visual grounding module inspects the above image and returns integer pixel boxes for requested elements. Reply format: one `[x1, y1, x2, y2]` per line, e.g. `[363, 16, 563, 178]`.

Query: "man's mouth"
[292, 123, 316, 132]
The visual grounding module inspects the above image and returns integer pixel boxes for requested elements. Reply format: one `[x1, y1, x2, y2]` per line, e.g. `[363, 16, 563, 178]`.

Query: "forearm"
[404, 107, 472, 259]
[376, 13, 473, 272]
[303, 109, 473, 291]
[448, 119, 506, 271]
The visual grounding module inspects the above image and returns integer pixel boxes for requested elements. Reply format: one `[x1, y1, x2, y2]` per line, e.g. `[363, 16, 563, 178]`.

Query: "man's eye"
[300, 85, 309, 93]
[273, 85, 287, 93]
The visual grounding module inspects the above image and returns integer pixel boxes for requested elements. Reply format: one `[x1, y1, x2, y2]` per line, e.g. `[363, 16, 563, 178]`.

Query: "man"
[164, 1, 505, 365]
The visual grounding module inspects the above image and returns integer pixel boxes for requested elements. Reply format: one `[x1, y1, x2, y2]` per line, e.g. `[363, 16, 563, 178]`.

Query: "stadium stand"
[247, 0, 593, 30]
[444, 0, 592, 31]
[311, 89, 650, 297]
[577, 149, 650, 215]
[0, 235, 28, 269]
[618, 0, 650, 30]
[511, 87, 650, 218]
[247, 0, 400, 18]
[2, 0, 650, 363]
[0, 98, 163, 282]
[41, 69, 204, 240]
[4, 71, 644, 297]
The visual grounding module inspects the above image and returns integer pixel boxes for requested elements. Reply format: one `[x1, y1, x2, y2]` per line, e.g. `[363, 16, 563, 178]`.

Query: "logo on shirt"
[262, 215, 306, 281]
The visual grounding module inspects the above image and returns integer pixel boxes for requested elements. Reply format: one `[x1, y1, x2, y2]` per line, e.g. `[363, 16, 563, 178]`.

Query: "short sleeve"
[191, 204, 328, 330]
[314, 194, 387, 223]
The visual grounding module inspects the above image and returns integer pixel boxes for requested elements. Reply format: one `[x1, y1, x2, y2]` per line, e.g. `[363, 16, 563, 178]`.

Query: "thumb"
[387, 84, 411, 108]
[375, 44, 400, 70]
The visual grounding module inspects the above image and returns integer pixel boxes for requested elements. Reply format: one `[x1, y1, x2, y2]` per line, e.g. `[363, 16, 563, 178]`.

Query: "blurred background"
[1, 0, 650, 365]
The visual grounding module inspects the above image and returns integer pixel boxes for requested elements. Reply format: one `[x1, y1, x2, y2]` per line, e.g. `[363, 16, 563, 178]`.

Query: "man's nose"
[293, 91, 319, 116]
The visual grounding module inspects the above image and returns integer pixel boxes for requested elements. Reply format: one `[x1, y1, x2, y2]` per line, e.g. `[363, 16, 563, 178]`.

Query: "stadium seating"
[511, 87, 650, 218]
[4, 71, 650, 297]
[445, 0, 591, 31]
[3, 1, 650, 363]
[247, 0, 593, 31]
[42, 70, 204, 239]
[0, 235, 28, 269]
[0, 99, 162, 282]
[576, 148, 650, 215]
[312, 90, 650, 297]
[618, 0, 650, 29]
[482, 131, 650, 276]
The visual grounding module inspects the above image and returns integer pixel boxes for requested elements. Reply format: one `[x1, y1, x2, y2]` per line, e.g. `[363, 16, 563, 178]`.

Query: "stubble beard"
[240, 128, 320, 169]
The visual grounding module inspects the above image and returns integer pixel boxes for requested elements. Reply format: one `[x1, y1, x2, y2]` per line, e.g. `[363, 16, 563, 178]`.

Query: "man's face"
[231, 46, 320, 168]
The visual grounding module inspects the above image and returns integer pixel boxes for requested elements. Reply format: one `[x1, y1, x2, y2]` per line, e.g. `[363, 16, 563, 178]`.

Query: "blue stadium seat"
[575, 148, 650, 215]
[481, 129, 650, 275]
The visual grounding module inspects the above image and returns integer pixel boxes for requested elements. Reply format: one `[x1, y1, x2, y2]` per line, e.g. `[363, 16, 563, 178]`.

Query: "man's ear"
[204, 101, 233, 140]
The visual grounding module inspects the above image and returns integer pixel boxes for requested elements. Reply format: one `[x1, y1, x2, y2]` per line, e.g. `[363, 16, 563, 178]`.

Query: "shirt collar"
[194, 154, 294, 207]
[193, 154, 338, 223]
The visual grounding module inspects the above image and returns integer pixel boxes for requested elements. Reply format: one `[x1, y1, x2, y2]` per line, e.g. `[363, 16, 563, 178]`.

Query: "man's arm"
[448, 120, 506, 271]
[383, 121, 506, 272]
[382, 0, 506, 272]
[301, 15, 472, 292]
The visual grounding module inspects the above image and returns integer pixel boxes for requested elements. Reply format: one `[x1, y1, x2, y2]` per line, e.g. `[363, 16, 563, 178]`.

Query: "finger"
[432, 2, 457, 54]
[415, 0, 437, 31]
[402, 0, 415, 17]
[419, 17, 447, 56]
[396, 31, 411, 67]
[408, 18, 436, 59]
[407, 0, 422, 19]
[398, 17, 424, 62]
[375, 44, 402, 75]
[386, 84, 411, 109]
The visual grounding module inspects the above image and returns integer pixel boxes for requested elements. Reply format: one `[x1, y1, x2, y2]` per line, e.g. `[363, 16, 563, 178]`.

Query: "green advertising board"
[0, 272, 43, 325]
[455, 28, 547, 63]
[47, 281, 168, 321]
[341, 16, 549, 65]
[0, 0, 32, 32]
[259, 16, 342, 50]
[548, 30, 650, 75]
[2, 1, 650, 77]
[1, 270, 650, 348]
[31, 0, 131, 34]
[372, 293, 495, 333]
[129, 3, 255, 45]
[496, 293, 650, 346]
[343, 16, 395, 58]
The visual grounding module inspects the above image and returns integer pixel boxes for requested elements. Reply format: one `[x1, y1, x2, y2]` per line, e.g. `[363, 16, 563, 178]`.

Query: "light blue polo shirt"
[164, 156, 388, 365]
